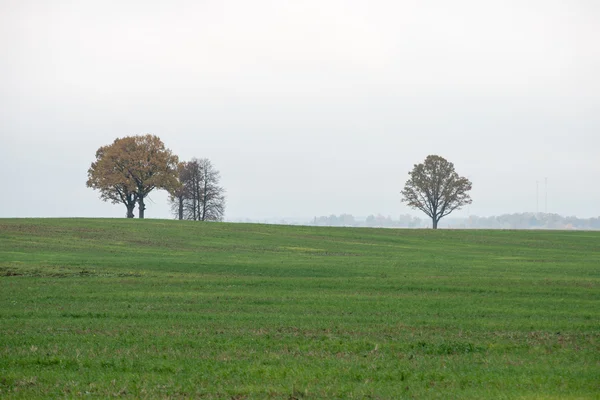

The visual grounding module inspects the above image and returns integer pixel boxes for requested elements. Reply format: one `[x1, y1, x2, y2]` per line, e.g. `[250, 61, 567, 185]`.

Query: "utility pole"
[536, 180, 539, 214]
[545, 177, 548, 214]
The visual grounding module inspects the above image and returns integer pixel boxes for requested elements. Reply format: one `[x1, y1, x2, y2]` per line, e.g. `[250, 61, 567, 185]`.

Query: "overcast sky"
[1, 0, 598, 220]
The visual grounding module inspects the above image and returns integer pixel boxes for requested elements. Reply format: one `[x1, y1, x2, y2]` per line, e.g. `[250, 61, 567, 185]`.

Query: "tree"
[197, 158, 226, 221]
[168, 158, 226, 221]
[168, 162, 189, 220]
[184, 159, 203, 221]
[401, 155, 472, 229]
[87, 134, 179, 218]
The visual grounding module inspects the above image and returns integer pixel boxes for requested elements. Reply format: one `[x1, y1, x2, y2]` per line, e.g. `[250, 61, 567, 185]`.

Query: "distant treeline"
[310, 214, 423, 228]
[296, 213, 600, 230]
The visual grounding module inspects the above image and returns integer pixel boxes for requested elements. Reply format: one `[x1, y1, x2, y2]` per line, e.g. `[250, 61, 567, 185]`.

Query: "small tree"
[401, 155, 472, 229]
[196, 158, 225, 221]
[168, 162, 189, 220]
[184, 159, 203, 221]
[169, 158, 226, 221]
[87, 134, 179, 218]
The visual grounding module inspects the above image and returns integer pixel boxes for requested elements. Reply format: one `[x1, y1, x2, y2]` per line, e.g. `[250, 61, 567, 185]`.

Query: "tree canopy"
[87, 135, 179, 218]
[401, 155, 472, 229]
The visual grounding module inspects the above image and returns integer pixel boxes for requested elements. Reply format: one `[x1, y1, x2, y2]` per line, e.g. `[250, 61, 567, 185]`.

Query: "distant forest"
[232, 213, 600, 230]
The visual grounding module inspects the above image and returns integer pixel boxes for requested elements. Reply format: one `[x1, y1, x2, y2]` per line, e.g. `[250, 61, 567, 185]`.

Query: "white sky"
[1, 0, 599, 220]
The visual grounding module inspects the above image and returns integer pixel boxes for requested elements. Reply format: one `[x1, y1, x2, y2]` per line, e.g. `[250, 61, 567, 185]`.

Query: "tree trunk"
[197, 177, 203, 221]
[192, 197, 196, 220]
[192, 183, 197, 221]
[138, 197, 145, 219]
[178, 197, 184, 220]
[201, 179, 208, 221]
[126, 204, 135, 218]
[432, 218, 438, 229]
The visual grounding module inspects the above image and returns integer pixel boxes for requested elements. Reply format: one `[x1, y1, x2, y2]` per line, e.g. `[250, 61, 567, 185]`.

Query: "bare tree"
[401, 155, 472, 229]
[183, 159, 202, 221]
[197, 158, 225, 221]
[169, 158, 226, 221]
[168, 162, 190, 220]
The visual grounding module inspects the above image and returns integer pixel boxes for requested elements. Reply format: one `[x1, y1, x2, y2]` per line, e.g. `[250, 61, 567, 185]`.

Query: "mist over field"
[234, 212, 600, 230]
[1, 0, 598, 220]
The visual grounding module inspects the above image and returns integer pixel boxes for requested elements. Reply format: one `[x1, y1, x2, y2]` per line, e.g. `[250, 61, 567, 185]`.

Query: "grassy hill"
[1, 218, 598, 398]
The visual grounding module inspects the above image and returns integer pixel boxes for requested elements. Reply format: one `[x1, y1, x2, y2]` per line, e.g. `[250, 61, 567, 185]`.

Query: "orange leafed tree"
[87, 135, 179, 218]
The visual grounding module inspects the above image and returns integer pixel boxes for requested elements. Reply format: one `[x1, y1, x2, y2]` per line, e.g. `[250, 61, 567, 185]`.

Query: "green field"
[0, 219, 598, 399]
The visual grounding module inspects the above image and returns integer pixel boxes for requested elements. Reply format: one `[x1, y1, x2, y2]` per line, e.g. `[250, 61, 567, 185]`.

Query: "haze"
[1, 0, 598, 220]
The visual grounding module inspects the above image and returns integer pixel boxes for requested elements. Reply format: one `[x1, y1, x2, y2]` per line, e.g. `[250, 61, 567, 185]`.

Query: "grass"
[0, 218, 598, 399]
